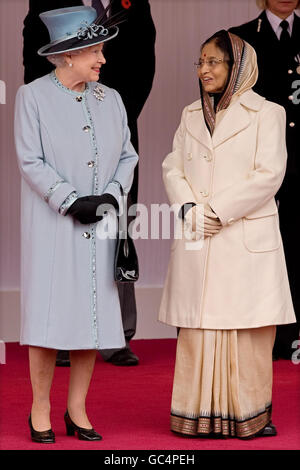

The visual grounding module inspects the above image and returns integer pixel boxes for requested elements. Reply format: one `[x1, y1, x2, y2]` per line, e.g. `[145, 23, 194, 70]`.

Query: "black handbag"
[114, 186, 139, 283]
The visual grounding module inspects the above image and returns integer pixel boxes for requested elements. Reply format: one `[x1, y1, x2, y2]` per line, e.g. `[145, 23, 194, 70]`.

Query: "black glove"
[179, 202, 196, 219]
[66, 194, 119, 224]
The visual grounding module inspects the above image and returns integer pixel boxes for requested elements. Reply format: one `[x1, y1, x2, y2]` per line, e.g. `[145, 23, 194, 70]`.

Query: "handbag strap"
[113, 181, 128, 240]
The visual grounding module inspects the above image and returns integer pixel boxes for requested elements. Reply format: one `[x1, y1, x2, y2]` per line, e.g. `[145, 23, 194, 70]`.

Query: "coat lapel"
[258, 11, 280, 46]
[212, 91, 265, 148]
[212, 100, 250, 148]
[292, 13, 300, 54]
[186, 101, 213, 151]
[185, 92, 264, 150]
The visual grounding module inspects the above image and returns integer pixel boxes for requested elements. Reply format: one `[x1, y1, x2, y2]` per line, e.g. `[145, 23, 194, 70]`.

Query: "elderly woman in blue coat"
[14, 6, 138, 443]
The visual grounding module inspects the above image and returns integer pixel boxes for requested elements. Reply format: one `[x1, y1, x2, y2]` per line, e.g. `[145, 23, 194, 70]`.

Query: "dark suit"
[23, 0, 156, 358]
[229, 11, 300, 358]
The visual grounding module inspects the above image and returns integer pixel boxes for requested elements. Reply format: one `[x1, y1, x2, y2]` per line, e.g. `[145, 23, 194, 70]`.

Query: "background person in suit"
[229, 0, 300, 360]
[23, 0, 156, 366]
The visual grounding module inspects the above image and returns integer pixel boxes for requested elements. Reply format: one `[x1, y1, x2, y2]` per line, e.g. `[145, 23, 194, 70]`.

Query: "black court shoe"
[239, 421, 277, 440]
[64, 410, 102, 441]
[28, 415, 55, 444]
[256, 421, 277, 437]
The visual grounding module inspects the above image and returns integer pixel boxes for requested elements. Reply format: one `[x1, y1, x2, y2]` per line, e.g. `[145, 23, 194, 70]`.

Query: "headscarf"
[200, 30, 258, 135]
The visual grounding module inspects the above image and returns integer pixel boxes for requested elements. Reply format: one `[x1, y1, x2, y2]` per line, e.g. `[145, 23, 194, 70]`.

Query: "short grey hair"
[47, 54, 66, 67]
[256, 0, 300, 9]
[46, 49, 83, 68]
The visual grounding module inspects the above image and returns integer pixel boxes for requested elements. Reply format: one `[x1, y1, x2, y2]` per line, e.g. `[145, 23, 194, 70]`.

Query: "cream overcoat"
[159, 89, 296, 329]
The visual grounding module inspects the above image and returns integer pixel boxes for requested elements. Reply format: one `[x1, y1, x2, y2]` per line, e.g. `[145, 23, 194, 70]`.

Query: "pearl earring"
[69, 63, 73, 67]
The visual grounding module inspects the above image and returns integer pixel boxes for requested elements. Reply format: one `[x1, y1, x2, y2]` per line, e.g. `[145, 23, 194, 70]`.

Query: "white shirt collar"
[266, 9, 295, 39]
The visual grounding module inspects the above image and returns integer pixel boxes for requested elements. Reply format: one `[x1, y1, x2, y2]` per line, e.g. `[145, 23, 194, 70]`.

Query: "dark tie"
[92, 0, 108, 20]
[280, 20, 290, 44]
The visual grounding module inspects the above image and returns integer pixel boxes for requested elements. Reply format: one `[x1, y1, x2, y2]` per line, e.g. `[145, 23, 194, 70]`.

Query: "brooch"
[93, 84, 106, 101]
[77, 21, 108, 41]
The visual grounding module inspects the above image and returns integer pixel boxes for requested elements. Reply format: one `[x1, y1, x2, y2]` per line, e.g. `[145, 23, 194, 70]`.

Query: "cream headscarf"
[201, 31, 258, 135]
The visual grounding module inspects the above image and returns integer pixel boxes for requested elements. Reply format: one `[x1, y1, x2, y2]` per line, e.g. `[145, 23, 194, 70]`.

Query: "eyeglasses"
[194, 58, 229, 69]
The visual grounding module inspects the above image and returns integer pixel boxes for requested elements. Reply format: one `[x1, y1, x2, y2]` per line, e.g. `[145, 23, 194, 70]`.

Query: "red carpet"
[0, 340, 299, 450]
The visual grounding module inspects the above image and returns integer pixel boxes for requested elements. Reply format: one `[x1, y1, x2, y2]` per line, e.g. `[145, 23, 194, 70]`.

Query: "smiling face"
[65, 43, 106, 82]
[266, 0, 299, 17]
[198, 41, 230, 94]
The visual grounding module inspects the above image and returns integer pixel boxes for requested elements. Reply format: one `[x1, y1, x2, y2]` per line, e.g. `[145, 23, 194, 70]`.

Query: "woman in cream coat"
[159, 30, 296, 439]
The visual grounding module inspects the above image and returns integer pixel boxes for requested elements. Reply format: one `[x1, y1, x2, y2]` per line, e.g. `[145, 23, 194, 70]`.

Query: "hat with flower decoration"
[38, 4, 126, 56]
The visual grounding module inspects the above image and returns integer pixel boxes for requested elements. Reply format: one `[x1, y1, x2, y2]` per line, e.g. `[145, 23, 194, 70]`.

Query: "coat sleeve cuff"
[103, 181, 125, 215]
[46, 181, 77, 213]
[209, 199, 233, 226]
[59, 191, 79, 216]
[104, 181, 122, 199]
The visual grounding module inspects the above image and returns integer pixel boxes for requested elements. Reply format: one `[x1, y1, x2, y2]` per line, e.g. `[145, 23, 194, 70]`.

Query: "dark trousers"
[100, 283, 137, 360]
[273, 200, 300, 357]
[99, 121, 139, 360]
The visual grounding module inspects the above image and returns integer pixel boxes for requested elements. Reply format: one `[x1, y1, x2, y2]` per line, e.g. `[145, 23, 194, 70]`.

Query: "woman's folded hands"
[185, 204, 222, 239]
[67, 194, 119, 224]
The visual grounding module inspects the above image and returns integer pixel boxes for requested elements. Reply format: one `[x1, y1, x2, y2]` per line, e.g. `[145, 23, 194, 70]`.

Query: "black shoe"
[64, 411, 102, 441]
[107, 348, 139, 366]
[256, 422, 277, 437]
[28, 415, 55, 444]
[272, 352, 279, 361]
[56, 350, 70, 367]
[239, 422, 277, 440]
[273, 350, 291, 360]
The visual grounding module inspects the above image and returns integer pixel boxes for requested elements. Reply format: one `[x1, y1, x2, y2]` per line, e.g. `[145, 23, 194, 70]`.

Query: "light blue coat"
[14, 72, 138, 350]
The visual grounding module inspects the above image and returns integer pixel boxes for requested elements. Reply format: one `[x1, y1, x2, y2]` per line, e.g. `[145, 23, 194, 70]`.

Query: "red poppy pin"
[121, 0, 132, 9]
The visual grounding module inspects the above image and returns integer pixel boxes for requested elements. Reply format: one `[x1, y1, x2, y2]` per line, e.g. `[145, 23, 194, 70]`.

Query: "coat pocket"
[243, 213, 280, 253]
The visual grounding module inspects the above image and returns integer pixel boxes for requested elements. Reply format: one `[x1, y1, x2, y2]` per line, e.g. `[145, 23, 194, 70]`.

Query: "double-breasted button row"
[186, 153, 212, 162]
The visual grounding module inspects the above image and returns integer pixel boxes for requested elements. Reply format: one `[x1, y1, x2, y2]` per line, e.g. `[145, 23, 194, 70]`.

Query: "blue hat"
[38, 6, 119, 56]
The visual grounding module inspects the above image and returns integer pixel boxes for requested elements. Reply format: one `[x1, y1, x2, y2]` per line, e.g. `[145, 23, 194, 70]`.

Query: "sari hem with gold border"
[170, 404, 272, 438]
[170, 327, 275, 440]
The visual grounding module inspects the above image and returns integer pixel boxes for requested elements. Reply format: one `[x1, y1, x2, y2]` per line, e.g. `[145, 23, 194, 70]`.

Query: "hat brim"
[38, 25, 118, 56]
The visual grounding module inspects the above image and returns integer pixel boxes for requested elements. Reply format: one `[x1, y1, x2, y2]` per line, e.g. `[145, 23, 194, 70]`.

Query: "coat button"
[227, 218, 235, 225]
[288, 95, 294, 101]
[187, 152, 192, 160]
[76, 96, 83, 102]
[288, 69, 293, 74]
[201, 190, 209, 197]
[83, 125, 91, 132]
[87, 160, 95, 167]
[83, 232, 91, 239]
[289, 122, 295, 127]
[204, 155, 212, 162]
